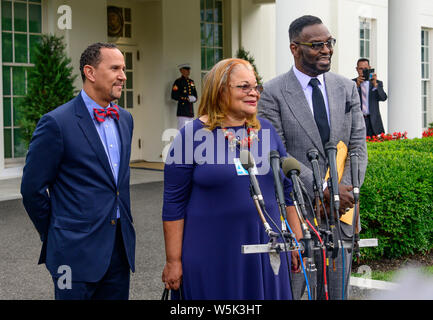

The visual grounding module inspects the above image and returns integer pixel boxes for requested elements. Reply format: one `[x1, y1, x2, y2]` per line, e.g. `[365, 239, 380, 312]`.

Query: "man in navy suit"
[21, 43, 135, 300]
[353, 58, 387, 137]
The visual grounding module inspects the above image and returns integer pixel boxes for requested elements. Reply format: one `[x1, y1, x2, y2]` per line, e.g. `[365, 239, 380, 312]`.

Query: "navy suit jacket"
[21, 94, 135, 283]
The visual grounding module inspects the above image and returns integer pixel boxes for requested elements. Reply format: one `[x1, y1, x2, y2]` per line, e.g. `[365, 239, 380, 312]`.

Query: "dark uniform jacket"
[171, 76, 198, 117]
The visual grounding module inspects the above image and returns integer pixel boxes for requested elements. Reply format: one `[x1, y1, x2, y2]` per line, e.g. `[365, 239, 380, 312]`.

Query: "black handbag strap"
[161, 285, 183, 300]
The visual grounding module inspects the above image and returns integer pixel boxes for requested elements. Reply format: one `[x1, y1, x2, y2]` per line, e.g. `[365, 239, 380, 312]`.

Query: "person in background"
[171, 63, 198, 129]
[354, 58, 387, 137]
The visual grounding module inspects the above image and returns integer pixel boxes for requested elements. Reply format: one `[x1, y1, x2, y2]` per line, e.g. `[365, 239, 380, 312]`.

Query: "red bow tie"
[93, 105, 120, 122]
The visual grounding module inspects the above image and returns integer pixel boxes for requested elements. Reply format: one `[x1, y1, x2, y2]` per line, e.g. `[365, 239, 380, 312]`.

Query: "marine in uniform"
[171, 63, 198, 129]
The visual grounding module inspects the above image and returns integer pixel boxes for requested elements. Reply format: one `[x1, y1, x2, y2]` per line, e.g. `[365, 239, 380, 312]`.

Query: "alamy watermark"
[162, 126, 272, 175]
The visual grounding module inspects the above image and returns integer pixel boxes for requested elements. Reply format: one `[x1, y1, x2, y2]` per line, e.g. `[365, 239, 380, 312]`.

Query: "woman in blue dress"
[161, 58, 304, 299]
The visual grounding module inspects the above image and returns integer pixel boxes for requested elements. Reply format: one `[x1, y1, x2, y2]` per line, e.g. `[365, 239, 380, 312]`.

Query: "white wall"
[238, 0, 276, 82]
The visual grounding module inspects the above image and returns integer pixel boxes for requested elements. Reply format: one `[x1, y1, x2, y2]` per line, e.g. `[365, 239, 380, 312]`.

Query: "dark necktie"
[309, 78, 330, 145]
[93, 105, 120, 123]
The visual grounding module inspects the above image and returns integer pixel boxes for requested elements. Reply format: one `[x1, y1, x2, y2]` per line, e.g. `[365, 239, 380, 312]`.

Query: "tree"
[235, 47, 262, 84]
[18, 34, 76, 147]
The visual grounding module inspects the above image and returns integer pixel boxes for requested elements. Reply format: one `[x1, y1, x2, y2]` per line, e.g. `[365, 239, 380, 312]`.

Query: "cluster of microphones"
[240, 142, 360, 300]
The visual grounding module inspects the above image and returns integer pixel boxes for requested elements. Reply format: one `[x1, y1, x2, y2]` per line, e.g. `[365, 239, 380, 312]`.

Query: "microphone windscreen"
[240, 149, 254, 170]
[307, 148, 319, 161]
[324, 141, 337, 152]
[281, 157, 301, 176]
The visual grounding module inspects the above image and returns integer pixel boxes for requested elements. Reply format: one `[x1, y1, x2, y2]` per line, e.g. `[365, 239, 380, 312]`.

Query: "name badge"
[234, 158, 258, 176]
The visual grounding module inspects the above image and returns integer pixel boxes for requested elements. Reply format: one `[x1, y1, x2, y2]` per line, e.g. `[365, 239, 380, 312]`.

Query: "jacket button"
[117, 191, 120, 196]
[111, 219, 116, 225]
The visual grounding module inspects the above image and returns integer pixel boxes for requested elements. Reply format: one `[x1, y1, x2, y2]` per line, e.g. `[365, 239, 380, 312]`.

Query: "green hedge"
[359, 137, 433, 260]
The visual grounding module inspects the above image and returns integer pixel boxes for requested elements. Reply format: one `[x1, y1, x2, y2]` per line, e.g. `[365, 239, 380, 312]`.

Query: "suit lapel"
[74, 95, 116, 186]
[323, 73, 345, 144]
[282, 69, 325, 156]
[115, 110, 129, 184]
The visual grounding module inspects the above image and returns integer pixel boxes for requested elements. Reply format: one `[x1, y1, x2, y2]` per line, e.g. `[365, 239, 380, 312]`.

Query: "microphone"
[281, 158, 307, 218]
[324, 142, 340, 213]
[240, 150, 265, 208]
[350, 150, 360, 203]
[269, 151, 286, 220]
[307, 148, 325, 202]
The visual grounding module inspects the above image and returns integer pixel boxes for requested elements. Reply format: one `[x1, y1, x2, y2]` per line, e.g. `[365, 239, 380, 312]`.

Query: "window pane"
[4, 128, 12, 158]
[201, 47, 206, 70]
[205, 23, 214, 47]
[13, 67, 26, 96]
[126, 91, 133, 108]
[14, 2, 27, 32]
[205, 0, 213, 22]
[14, 128, 26, 157]
[125, 52, 133, 69]
[214, 24, 223, 47]
[206, 47, 214, 70]
[2, 32, 13, 62]
[1, 0, 12, 31]
[118, 91, 125, 107]
[360, 42, 364, 58]
[215, 1, 222, 23]
[14, 33, 28, 63]
[3, 66, 11, 96]
[422, 31, 425, 46]
[29, 4, 42, 33]
[365, 28, 370, 39]
[215, 48, 223, 64]
[13, 97, 24, 125]
[124, 8, 131, 22]
[3, 97, 11, 127]
[29, 34, 42, 63]
[360, 28, 364, 40]
[200, 0, 205, 21]
[125, 24, 131, 38]
[126, 72, 133, 89]
[200, 23, 205, 46]
[365, 41, 370, 58]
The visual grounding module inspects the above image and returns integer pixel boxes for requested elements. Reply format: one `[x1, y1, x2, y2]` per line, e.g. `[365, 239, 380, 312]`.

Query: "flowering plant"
[422, 128, 433, 138]
[366, 131, 408, 143]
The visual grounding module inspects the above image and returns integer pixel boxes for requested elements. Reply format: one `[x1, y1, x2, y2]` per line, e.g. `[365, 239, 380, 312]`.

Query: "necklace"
[222, 124, 259, 151]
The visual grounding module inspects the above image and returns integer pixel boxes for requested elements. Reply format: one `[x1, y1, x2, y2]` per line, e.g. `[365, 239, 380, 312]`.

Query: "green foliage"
[359, 137, 433, 260]
[235, 47, 262, 84]
[429, 122, 433, 129]
[18, 34, 76, 147]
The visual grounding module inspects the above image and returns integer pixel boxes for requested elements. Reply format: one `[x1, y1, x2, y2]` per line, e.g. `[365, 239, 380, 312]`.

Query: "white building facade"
[0, 0, 432, 178]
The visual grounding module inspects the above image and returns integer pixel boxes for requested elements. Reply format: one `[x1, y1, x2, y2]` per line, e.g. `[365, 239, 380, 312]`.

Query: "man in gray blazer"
[258, 15, 367, 300]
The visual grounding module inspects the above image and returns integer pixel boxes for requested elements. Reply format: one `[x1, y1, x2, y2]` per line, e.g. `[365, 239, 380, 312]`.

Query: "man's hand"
[323, 184, 355, 217]
[356, 74, 365, 87]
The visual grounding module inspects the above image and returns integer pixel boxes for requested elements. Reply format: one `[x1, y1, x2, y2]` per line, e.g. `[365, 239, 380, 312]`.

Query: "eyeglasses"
[230, 84, 264, 94]
[293, 38, 336, 51]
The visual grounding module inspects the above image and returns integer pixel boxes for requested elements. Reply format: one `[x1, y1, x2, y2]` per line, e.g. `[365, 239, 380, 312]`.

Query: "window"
[421, 29, 430, 129]
[107, 6, 132, 38]
[2, 0, 42, 159]
[200, 0, 223, 79]
[118, 50, 134, 109]
[359, 18, 371, 59]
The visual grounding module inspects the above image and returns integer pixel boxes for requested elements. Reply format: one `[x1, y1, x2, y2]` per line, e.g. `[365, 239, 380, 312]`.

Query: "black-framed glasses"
[294, 38, 336, 50]
[230, 84, 263, 94]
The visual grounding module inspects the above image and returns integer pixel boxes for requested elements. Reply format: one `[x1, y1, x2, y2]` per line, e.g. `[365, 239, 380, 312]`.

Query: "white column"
[388, 0, 422, 138]
[275, 0, 334, 76]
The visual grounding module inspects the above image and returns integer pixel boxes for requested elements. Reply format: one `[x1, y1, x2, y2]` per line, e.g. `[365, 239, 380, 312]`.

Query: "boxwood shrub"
[359, 137, 433, 260]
